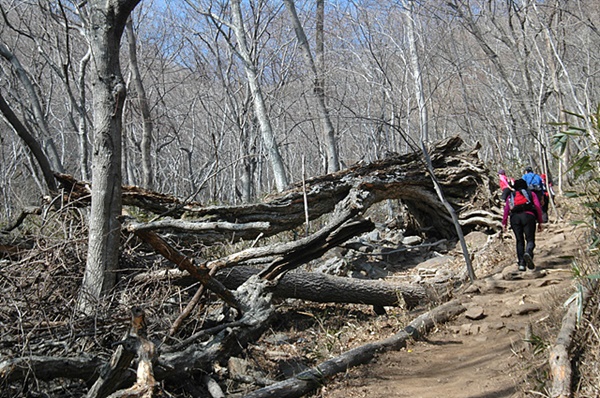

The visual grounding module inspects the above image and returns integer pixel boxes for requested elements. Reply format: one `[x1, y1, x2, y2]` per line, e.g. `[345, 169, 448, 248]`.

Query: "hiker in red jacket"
[498, 169, 514, 200]
[502, 178, 544, 271]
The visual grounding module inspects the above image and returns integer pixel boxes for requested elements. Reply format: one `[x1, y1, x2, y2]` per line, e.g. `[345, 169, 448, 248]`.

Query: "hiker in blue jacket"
[522, 166, 544, 190]
[522, 166, 547, 221]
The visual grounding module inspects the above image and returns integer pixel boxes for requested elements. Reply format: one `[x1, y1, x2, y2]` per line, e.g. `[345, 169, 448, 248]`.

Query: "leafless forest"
[1, 1, 599, 397]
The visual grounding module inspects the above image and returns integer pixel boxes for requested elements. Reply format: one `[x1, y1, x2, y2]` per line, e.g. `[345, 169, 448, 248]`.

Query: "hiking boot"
[524, 253, 535, 270]
[518, 264, 526, 271]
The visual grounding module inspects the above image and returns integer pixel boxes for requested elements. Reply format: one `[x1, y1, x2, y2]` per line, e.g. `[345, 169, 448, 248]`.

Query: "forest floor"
[243, 207, 585, 398]
[313, 216, 582, 398]
[0, 200, 589, 398]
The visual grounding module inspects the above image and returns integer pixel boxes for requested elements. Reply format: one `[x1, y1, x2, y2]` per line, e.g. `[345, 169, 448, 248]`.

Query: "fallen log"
[124, 209, 375, 313]
[131, 265, 446, 311]
[127, 192, 436, 322]
[54, 172, 193, 214]
[0, 355, 102, 383]
[87, 307, 154, 398]
[2, 137, 497, 397]
[549, 284, 592, 398]
[0, 278, 275, 389]
[86, 341, 137, 398]
[148, 208, 374, 278]
[217, 266, 443, 310]
[242, 299, 466, 398]
[156, 276, 275, 379]
[203, 375, 225, 398]
[105, 337, 157, 398]
[0, 206, 41, 233]
[123, 224, 242, 311]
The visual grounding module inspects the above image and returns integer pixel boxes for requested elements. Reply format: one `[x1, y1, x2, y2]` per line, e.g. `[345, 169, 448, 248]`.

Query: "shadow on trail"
[466, 385, 518, 398]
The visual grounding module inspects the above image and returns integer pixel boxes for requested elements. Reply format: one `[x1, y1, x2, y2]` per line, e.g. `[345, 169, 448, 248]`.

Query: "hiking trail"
[318, 218, 580, 398]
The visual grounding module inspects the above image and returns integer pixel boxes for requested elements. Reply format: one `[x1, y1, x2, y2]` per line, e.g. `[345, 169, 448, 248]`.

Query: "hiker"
[502, 178, 544, 271]
[498, 169, 514, 201]
[522, 166, 545, 191]
[540, 173, 554, 218]
[522, 166, 547, 221]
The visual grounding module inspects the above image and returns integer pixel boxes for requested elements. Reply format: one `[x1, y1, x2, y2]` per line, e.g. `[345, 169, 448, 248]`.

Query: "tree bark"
[87, 307, 156, 398]
[57, 136, 496, 244]
[156, 276, 275, 379]
[216, 266, 439, 310]
[549, 284, 592, 398]
[0, 355, 102, 383]
[86, 342, 136, 398]
[77, 0, 142, 314]
[126, 226, 242, 310]
[78, 49, 93, 181]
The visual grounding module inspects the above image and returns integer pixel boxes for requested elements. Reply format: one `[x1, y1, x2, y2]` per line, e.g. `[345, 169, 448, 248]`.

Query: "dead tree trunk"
[216, 267, 441, 310]
[56, 136, 498, 244]
[133, 265, 448, 312]
[549, 284, 592, 398]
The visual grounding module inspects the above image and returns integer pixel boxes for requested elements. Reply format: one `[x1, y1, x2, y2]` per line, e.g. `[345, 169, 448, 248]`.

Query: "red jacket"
[498, 174, 513, 191]
[502, 190, 543, 227]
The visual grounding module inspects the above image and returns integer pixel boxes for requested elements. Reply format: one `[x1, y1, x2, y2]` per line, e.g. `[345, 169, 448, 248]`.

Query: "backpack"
[528, 182, 545, 192]
[523, 173, 545, 192]
[509, 189, 535, 214]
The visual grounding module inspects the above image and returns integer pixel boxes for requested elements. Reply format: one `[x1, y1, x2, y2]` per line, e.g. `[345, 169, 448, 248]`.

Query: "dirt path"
[318, 220, 581, 398]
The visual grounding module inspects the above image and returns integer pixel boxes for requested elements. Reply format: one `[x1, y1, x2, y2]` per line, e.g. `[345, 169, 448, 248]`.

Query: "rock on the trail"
[464, 306, 486, 320]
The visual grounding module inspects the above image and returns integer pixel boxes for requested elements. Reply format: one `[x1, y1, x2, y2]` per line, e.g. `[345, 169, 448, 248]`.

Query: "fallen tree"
[216, 266, 448, 310]
[134, 264, 450, 311]
[549, 284, 593, 398]
[1, 136, 498, 397]
[56, 136, 499, 244]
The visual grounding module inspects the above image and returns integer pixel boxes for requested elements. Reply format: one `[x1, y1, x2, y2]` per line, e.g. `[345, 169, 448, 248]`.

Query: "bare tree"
[283, 0, 339, 174]
[402, 0, 474, 281]
[229, 0, 289, 191]
[76, 0, 142, 314]
[0, 1, 93, 192]
[0, 42, 65, 174]
[0, 92, 57, 193]
[125, 16, 154, 190]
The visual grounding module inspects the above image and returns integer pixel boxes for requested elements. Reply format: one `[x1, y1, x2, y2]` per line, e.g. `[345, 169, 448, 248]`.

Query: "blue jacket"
[522, 172, 544, 190]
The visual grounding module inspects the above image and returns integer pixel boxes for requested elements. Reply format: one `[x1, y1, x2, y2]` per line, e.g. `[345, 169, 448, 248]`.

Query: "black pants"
[510, 211, 537, 266]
